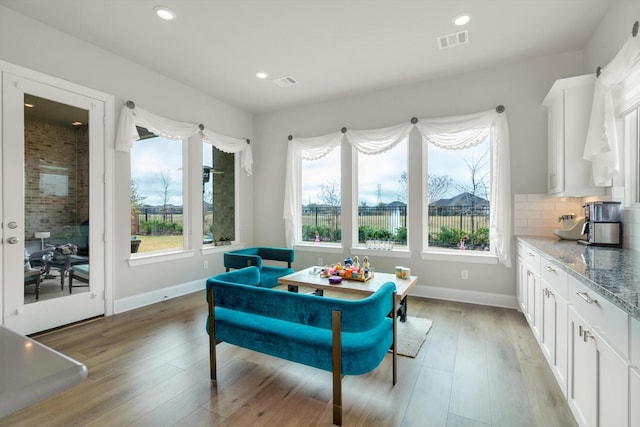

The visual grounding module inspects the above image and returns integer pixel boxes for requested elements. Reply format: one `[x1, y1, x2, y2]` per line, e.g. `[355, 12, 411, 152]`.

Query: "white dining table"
[0, 325, 87, 418]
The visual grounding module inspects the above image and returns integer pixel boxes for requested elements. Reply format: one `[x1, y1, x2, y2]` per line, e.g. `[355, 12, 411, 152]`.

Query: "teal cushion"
[206, 266, 261, 289]
[214, 307, 392, 375]
[258, 266, 294, 288]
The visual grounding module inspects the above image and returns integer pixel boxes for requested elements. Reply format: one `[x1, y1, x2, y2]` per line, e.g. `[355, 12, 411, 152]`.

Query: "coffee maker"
[578, 201, 622, 247]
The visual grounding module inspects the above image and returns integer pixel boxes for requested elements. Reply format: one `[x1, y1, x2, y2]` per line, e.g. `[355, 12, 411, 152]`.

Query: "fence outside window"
[301, 205, 490, 250]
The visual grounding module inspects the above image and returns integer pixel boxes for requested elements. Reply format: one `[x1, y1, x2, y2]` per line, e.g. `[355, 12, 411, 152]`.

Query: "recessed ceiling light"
[256, 72, 268, 79]
[154, 6, 176, 21]
[71, 121, 83, 126]
[24, 103, 34, 108]
[453, 14, 471, 26]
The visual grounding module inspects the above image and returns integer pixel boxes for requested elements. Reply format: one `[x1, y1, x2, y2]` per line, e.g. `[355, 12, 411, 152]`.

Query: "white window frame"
[351, 138, 410, 252]
[420, 134, 498, 265]
[128, 136, 194, 266]
[620, 63, 640, 208]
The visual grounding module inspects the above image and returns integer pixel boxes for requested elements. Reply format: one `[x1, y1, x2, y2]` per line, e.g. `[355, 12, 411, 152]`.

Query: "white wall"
[0, 6, 254, 305]
[254, 51, 585, 307]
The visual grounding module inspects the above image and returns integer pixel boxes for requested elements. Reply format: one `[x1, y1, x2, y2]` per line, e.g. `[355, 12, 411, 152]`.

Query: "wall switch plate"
[204, 260, 209, 269]
[318, 257, 323, 266]
[461, 270, 469, 280]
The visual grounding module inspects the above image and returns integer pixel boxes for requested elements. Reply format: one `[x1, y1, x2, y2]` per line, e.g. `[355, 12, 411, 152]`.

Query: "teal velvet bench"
[223, 246, 295, 288]
[206, 266, 397, 426]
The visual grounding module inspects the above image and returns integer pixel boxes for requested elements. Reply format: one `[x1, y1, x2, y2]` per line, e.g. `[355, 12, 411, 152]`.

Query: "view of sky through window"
[301, 138, 490, 206]
[131, 136, 183, 206]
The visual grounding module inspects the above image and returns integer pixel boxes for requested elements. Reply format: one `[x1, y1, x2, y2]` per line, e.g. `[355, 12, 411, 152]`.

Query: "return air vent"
[273, 76, 299, 87]
[438, 30, 469, 49]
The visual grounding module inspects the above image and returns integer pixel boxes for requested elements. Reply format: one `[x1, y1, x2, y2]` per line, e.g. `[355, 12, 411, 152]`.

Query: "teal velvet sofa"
[206, 266, 397, 426]
[223, 246, 295, 288]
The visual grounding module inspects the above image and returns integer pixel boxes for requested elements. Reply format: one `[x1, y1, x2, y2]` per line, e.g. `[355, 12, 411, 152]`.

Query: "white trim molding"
[410, 283, 518, 310]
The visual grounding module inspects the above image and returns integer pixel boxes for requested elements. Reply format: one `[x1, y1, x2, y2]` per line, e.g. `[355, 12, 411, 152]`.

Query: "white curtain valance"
[283, 108, 512, 267]
[115, 103, 253, 175]
[583, 33, 640, 186]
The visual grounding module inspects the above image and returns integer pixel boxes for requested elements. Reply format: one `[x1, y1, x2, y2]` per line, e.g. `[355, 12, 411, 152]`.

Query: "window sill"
[128, 249, 195, 267]
[420, 249, 498, 264]
[350, 247, 411, 259]
[200, 242, 242, 255]
[294, 243, 343, 254]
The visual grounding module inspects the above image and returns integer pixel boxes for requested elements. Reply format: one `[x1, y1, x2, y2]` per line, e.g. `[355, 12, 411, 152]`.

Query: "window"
[202, 142, 235, 246]
[300, 145, 341, 244]
[130, 133, 185, 253]
[425, 135, 491, 251]
[621, 62, 640, 207]
[356, 137, 408, 248]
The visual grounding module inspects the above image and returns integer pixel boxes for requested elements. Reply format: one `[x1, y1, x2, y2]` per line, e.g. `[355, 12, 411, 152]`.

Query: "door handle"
[6, 236, 19, 244]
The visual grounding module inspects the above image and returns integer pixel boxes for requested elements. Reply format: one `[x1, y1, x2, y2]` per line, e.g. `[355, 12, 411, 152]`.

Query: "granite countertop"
[517, 236, 640, 321]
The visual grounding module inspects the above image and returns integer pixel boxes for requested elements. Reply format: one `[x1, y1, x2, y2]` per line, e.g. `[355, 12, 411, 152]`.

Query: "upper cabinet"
[543, 74, 605, 197]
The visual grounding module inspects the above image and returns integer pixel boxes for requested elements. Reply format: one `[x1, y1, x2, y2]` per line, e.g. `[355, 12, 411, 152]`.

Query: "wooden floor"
[1, 292, 577, 427]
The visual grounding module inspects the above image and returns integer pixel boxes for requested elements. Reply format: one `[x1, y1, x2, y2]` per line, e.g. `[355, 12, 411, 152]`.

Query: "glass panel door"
[2, 72, 105, 335]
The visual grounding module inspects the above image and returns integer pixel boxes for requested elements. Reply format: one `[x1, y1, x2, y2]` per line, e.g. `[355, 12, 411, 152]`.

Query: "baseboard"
[113, 280, 203, 313]
[409, 284, 518, 310]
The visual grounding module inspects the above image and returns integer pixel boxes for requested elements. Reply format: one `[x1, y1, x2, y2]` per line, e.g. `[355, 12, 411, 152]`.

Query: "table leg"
[397, 295, 408, 322]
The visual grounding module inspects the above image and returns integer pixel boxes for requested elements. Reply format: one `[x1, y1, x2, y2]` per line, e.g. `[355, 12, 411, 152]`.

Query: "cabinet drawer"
[522, 247, 540, 272]
[540, 258, 568, 299]
[569, 275, 629, 359]
[632, 318, 640, 367]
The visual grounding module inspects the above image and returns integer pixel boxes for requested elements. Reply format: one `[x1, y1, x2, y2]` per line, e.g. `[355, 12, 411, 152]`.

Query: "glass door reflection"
[23, 94, 90, 303]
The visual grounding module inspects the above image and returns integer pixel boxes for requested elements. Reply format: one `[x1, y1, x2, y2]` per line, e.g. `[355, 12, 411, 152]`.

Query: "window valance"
[115, 102, 253, 175]
[584, 30, 640, 186]
[284, 107, 511, 267]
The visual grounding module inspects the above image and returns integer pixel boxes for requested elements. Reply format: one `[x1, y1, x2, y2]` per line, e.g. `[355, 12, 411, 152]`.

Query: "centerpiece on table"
[54, 243, 78, 269]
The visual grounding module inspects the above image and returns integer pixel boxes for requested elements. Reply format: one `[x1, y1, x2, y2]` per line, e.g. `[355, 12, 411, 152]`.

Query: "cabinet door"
[547, 94, 565, 194]
[525, 268, 537, 329]
[517, 256, 527, 313]
[554, 293, 569, 398]
[541, 283, 556, 363]
[532, 271, 543, 342]
[568, 307, 595, 427]
[542, 284, 569, 397]
[631, 367, 640, 427]
[595, 330, 628, 427]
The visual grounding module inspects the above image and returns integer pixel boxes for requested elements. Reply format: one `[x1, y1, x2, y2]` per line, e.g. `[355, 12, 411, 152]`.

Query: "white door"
[2, 71, 106, 335]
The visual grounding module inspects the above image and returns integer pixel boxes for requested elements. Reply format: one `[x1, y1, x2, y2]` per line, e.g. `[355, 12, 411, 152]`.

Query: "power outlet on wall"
[318, 257, 323, 266]
[204, 260, 209, 269]
[461, 269, 469, 280]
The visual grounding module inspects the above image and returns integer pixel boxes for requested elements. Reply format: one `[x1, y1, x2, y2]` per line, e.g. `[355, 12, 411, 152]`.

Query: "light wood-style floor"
[1, 292, 577, 427]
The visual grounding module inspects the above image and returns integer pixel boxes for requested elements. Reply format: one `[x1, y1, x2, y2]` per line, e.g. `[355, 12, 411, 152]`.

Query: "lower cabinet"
[541, 278, 568, 396]
[567, 306, 629, 427]
[631, 367, 640, 427]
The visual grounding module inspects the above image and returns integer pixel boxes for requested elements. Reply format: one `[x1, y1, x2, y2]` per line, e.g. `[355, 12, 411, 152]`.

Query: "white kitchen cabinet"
[631, 319, 640, 427]
[516, 249, 527, 313]
[631, 367, 640, 427]
[567, 306, 629, 427]
[522, 247, 541, 339]
[543, 74, 605, 197]
[540, 259, 569, 397]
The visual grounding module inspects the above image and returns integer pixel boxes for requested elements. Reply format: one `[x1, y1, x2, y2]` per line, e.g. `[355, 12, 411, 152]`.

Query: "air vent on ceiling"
[437, 30, 469, 49]
[273, 76, 299, 88]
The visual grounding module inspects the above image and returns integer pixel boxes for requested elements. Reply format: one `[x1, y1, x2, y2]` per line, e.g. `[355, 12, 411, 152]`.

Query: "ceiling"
[0, 0, 614, 114]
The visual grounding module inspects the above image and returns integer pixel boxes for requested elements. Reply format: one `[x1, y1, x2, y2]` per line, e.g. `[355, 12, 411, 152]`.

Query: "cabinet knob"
[544, 265, 556, 272]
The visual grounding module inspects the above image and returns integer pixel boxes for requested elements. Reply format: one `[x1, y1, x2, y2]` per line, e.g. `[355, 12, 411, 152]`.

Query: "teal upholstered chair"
[223, 247, 294, 288]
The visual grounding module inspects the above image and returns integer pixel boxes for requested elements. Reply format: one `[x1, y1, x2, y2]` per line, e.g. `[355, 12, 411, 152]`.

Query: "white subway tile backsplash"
[514, 194, 640, 251]
[514, 194, 585, 238]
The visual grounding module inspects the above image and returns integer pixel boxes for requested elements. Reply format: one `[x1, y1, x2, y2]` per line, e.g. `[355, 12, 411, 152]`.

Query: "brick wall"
[24, 119, 89, 245]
